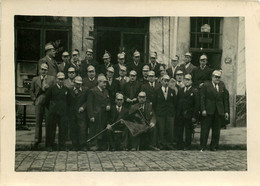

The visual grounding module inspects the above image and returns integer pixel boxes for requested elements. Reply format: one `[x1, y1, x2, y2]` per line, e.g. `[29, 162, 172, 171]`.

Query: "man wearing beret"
[175, 70, 185, 92]
[148, 52, 161, 77]
[30, 63, 56, 148]
[87, 75, 111, 151]
[82, 65, 98, 89]
[38, 43, 59, 77]
[80, 49, 98, 78]
[200, 70, 229, 152]
[127, 50, 144, 80]
[106, 66, 120, 104]
[176, 74, 199, 150]
[45, 72, 69, 151]
[184, 52, 196, 75]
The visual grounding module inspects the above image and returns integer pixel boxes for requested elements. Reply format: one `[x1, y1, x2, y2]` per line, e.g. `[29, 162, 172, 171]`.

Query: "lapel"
[95, 86, 104, 97]
[210, 82, 218, 95]
[36, 76, 42, 88]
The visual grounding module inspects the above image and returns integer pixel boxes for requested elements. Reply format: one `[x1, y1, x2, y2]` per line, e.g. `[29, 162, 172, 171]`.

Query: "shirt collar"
[41, 75, 47, 80]
[185, 63, 191, 69]
[56, 84, 62, 89]
[161, 86, 168, 92]
[97, 86, 103, 92]
[73, 86, 82, 91]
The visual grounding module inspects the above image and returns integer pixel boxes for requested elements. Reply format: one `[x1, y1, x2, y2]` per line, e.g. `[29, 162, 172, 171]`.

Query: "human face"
[119, 69, 127, 77]
[57, 78, 64, 87]
[103, 57, 110, 64]
[184, 55, 191, 64]
[212, 75, 221, 84]
[87, 70, 96, 79]
[40, 68, 48, 76]
[115, 98, 124, 107]
[62, 55, 70, 63]
[160, 70, 166, 76]
[150, 57, 156, 63]
[200, 59, 207, 68]
[98, 80, 107, 89]
[72, 53, 79, 62]
[161, 78, 169, 87]
[142, 70, 149, 78]
[75, 82, 82, 89]
[86, 52, 93, 61]
[176, 74, 184, 82]
[184, 78, 192, 87]
[129, 74, 136, 82]
[118, 58, 125, 65]
[138, 96, 146, 104]
[171, 60, 178, 67]
[148, 75, 155, 83]
[48, 49, 56, 58]
[107, 70, 114, 78]
[133, 56, 140, 63]
[68, 71, 76, 80]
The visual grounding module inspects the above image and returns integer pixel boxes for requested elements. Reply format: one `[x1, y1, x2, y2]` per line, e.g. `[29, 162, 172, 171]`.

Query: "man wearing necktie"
[127, 50, 144, 80]
[105, 66, 120, 104]
[30, 63, 56, 149]
[115, 65, 130, 90]
[64, 67, 76, 90]
[148, 52, 160, 77]
[82, 65, 98, 89]
[154, 75, 177, 150]
[38, 43, 59, 77]
[200, 70, 229, 152]
[99, 51, 113, 75]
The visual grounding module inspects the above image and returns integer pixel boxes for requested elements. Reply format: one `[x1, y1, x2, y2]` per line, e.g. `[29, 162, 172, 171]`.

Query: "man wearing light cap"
[127, 50, 144, 79]
[30, 63, 56, 149]
[58, 51, 70, 75]
[81, 49, 98, 78]
[176, 74, 199, 150]
[148, 52, 160, 77]
[82, 65, 98, 89]
[122, 70, 141, 108]
[154, 74, 177, 150]
[64, 67, 76, 90]
[167, 56, 186, 79]
[139, 65, 150, 85]
[99, 51, 113, 75]
[175, 70, 185, 91]
[114, 52, 127, 78]
[69, 49, 82, 76]
[184, 52, 196, 75]
[45, 72, 69, 151]
[191, 54, 213, 89]
[200, 70, 229, 152]
[38, 43, 59, 77]
[115, 65, 130, 89]
[106, 66, 120, 103]
[87, 74, 111, 151]
[67, 76, 89, 151]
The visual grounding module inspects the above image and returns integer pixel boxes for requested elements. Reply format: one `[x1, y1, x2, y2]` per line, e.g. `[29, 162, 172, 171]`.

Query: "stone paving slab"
[15, 150, 247, 172]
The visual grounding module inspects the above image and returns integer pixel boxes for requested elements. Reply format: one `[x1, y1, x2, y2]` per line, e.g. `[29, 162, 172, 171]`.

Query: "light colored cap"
[138, 91, 146, 97]
[143, 65, 150, 71]
[129, 70, 137, 76]
[103, 52, 110, 59]
[57, 72, 65, 79]
[133, 50, 140, 57]
[72, 50, 79, 55]
[120, 65, 127, 71]
[87, 65, 95, 72]
[62, 51, 69, 56]
[184, 74, 192, 80]
[68, 67, 75, 72]
[176, 70, 184, 75]
[97, 75, 107, 82]
[116, 93, 124, 99]
[212, 70, 222, 77]
[107, 66, 114, 73]
[74, 76, 83, 84]
[150, 52, 156, 58]
[45, 43, 54, 51]
[148, 71, 155, 76]
[185, 52, 192, 57]
[118, 53, 125, 59]
[86, 49, 93, 53]
[200, 55, 207, 60]
[172, 56, 178, 61]
[41, 63, 48, 70]
[162, 74, 170, 80]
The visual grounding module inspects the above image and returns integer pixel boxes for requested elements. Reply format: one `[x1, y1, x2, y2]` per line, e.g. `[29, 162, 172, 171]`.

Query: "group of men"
[30, 42, 229, 152]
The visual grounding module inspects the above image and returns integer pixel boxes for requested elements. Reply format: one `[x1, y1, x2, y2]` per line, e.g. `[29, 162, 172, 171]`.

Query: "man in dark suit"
[139, 65, 150, 86]
[99, 51, 113, 75]
[80, 49, 98, 78]
[184, 52, 196, 75]
[115, 65, 130, 90]
[200, 70, 229, 152]
[176, 74, 199, 150]
[87, 75, 111, 151]
[70, 50, 83, 76]
[167, 56, 186, 79]
[106, 66, 120, 104]
[128, 91, 158, 151]
[114, 52, 127, 78]
[82, 65, 98, 89]
[106, 93, 129, 151]
[127, 50, 144, 80]
[58, 51, 70, 77]
[175, 70, 185, 92]
[141, 71, 160, 105]
[122, 70, 141, 108]
[67, 76, 88, 151]
[191, 54, 213, 89]
[64, 67, 76, 90]
[154, 74, 177, 150]
[38, 43, 59, 77]
[148, 52, 160, 77]
[30, 63, 56, 148]
[45, 72, 68, 151]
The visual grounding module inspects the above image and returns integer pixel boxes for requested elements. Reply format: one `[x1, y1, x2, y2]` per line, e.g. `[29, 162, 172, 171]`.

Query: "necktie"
[140, 104, 144, 113]
[184, 87, 187, 93]
[215, 83, 219, 92]
[117, 106, 121, 113]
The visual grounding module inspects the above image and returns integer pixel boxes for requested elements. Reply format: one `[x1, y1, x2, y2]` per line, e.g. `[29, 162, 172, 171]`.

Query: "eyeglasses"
[68, 71, 75, 74]
[63, 55, 69, 58]
[72, 54, 78, 57]
[41, 68, 47, 71]
[214, 76, 221, 79]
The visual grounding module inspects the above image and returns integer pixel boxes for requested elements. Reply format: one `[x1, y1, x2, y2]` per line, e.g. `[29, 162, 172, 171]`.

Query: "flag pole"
[86, 119, 122, 143]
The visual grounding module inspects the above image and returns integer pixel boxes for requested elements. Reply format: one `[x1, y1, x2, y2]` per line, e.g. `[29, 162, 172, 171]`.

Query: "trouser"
[139, 127, 157, 149]
[70, 115, 87, 148]
[34, 103, 48, 143]
[157, 116, 175, 148]
[176, 116, 193, 149]
[46, 113, 67, 148]
[108, 125, 128, 149]
[200, 111, 223, 150]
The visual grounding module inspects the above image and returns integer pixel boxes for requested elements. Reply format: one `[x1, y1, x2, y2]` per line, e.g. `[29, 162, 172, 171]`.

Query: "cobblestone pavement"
[15, 150, 247, 172]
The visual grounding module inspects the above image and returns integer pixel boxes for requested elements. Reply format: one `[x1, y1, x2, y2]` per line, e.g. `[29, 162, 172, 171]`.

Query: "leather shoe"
[149, 145, 160, 151]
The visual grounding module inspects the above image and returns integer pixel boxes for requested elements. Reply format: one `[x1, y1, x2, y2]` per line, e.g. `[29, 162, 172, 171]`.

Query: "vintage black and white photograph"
[14, 15, 247, 172]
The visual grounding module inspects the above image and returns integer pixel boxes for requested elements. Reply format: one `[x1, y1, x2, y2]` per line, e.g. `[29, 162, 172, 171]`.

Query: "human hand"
[90, 117, 95, 122]
[202, 110, 207, 117]
[78, 107, 84, 113]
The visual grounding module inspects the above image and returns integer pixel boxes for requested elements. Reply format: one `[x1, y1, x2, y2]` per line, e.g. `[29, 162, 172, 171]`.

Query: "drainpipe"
[172, 17, 178, 60]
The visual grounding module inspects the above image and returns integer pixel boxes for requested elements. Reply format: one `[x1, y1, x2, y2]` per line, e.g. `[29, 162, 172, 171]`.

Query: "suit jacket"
[80, 59, 98, 78]
[122, 81, 141, 100]
[200, 81, 229, 116]
[87, 86, 110, 119]
[148, 62, 161, 77]
[116, 76, 130, 91]
[176, 86, 199, 119]
[113, 64, 127, 78]
[108, 105, 129, 124]
[184, 63, 197, 75]
[141, 81, 160, 104]
[38, 56, 59, 77]
[153, 86, 176, 117]
[127, 62, 144, 79]
[99, 63, 113, 76]
[129, 102, 156, 125]
[106, 78, 120, 102]
[166, 64, 186, 79]
[58, 62, 66, 72]
[138, 78, 149, 86]
[82, 77, 98, 89]
[67, 87, 88, 119]
[191, 66, 213, 88]
[64, 78, 74, 90]
[30, 75, 56, 105]
[45, 84, 69, 116]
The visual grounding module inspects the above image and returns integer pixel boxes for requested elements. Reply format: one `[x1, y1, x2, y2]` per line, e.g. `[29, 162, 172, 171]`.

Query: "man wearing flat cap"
[64, 67, 76, 90]
[30, 63, 56, 148]
[154, 74, 177, 150]
[45, 72, 69, 151]
[176, 74, 199, 150]
[67, 76, 89, 151]
[175, 70, 185, 92]
[200, 70, 229, 152]
[82, 65, 98, 89]
[122, 70, 141, 108]
[167, 56, 186, 79]
[115, 65, 130, 90]
[148, 52, 160, 77]
[139, 65, 150, 86]
[81, 49, 98, 78]
[106, 66, 120, 103]
[114, 52, 127, 78]
[38, 43, 59, 77]
[69, 49, 82, 76]
[58, 51, 70, 76]
[99, 51, 113, 76]
[87, 74, 111, 151]
[184, 52, 196, 75]
[127, 50, 144, 80]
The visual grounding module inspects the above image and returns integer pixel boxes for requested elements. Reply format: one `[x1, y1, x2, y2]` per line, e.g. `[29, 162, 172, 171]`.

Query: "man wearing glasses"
[81, 49, 98, 78]
[200, 70, 229, 152]
[64, 67, 76, 90]
[58, 51, 70, 76]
